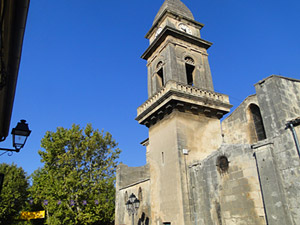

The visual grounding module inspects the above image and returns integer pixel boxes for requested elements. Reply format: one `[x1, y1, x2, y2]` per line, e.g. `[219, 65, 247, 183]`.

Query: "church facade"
[115, 0, 300, 224]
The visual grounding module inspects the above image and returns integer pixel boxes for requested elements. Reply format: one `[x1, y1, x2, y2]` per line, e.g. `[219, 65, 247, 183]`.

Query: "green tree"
[0, 163, 29, 224]
[30, 124, 121, 225]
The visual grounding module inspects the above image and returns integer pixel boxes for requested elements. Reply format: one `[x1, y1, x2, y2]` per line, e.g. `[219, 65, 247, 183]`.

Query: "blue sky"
[1, 0, 300, 176]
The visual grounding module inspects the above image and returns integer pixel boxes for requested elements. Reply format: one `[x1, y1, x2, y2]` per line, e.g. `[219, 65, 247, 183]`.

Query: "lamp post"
[126, 193, 140, 225]
[0, 120, 31, 153]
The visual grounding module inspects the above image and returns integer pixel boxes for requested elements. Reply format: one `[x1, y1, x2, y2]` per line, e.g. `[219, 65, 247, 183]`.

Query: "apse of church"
[115, 1, 300, 225]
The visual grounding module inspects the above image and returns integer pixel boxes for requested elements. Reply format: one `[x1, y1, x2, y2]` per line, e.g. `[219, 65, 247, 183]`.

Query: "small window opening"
[185, 64, 195, 86]
[216, 155, 229, 174]
[163, 223, 171, 225]
[249, 104, 266, 141]
[162, 152, 165, 165]
[157, 68, 164, 86]
[184, 57, 195, 86]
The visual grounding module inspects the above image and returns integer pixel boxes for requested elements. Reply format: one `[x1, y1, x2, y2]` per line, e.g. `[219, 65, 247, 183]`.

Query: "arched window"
[185, 56, 195, 86]
[156, 61, 164, 87]
[249, 104, 266, 141]
[216, 155, 229, 174]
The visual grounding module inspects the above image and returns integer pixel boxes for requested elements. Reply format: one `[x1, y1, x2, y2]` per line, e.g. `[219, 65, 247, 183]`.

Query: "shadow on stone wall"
[138, 212, 149, 225]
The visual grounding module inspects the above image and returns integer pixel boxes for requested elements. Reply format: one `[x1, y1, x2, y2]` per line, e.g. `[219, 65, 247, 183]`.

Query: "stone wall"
[115, 164, 151, 225]
[222, 95, 259, 144]
[116, 163, 150, 190]
[254, 75, 300, 224]
[115, 180, 151, 225]
[221, 75, 300, 224]
[254, 75, 300, 138]
[188, 144, 266, 225]
[147, 111, 187, 225]
[252, 139, 294, 225]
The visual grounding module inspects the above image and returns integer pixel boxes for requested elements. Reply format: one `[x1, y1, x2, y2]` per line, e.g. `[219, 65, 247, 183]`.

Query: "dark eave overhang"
[0, 0, 30, 140]
[141, 26, 212, 60]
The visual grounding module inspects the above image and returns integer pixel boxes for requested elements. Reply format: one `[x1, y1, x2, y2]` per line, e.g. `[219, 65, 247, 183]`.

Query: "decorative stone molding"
[137, 80, 230, 115]
[184, 56, 195, 65]
[136, 80, 232, 127]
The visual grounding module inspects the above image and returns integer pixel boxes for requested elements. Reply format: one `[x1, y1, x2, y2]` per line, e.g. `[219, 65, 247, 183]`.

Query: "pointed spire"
[153, 0, 194, 25]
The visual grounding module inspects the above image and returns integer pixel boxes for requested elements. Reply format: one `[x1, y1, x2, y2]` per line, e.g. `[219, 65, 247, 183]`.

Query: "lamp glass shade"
[11, 120, 31, 150]
[13, 135, 27, 150]
[126, 200, 132, 211]
[133, 199, 140, 209]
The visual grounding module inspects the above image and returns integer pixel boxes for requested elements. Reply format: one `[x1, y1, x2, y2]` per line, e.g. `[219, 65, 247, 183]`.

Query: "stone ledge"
[118, 178, 150, 191]
[251, 140, 274, 150]
[136, 80, 232, 126]
[255, 74, 300, 86]
[142, 26, 212, 60]
[146, 10, 204, 39]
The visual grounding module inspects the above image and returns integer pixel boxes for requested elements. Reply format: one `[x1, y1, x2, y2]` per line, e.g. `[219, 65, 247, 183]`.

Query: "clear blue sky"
[1, 0, 300, 176]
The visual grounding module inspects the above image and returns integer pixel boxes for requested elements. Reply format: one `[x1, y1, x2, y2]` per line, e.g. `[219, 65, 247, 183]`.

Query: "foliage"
[30, 124, 121, 225]
[0, 163, 29, 224]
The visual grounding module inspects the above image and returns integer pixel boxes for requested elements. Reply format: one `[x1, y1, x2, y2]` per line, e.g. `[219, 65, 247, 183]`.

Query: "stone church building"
[115, 0, 300, 224]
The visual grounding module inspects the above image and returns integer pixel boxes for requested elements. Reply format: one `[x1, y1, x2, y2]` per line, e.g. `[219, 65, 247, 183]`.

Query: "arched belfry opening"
[249, 104, 266, 141]
[185, 56, 195, 86]
[156, 61, 164, 88]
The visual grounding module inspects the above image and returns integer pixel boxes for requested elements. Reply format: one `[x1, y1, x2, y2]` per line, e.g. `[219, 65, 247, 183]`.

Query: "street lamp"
[126, 193, 140, 225]
[0, 120, 31, 153]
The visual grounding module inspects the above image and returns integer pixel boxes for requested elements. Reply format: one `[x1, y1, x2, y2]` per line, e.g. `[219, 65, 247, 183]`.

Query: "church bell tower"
[136, 0, 232, 224]
[143, 0, 215, 97]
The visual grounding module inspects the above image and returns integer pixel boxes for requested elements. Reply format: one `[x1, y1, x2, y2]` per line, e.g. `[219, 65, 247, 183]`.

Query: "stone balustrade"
[137, 80, 230, 115]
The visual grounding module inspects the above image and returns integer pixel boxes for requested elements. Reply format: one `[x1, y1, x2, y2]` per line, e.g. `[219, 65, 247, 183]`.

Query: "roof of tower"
[153, 0, 194, 25]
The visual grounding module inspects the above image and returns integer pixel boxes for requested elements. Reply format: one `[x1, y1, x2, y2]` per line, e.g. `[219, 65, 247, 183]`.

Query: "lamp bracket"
[0, 147, 20, 152]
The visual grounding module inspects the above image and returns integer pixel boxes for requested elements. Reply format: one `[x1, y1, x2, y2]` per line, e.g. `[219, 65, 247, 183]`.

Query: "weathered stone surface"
[222, 95, 259, 144]
[255, 75, 300, 138]
[115, 0, 300, 224]
[189, 144, 266, 225]
[153, 0, 194, 26]
[254, 75, 300, 224]
[115, 163, 150, 225]
[116, 163, 150, 190]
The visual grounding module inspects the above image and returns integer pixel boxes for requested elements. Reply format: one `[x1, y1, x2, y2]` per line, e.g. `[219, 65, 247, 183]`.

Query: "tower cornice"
[146, 10, 204, 40]
[136, 80, 232, 127]
[141, 26, 212, 60]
